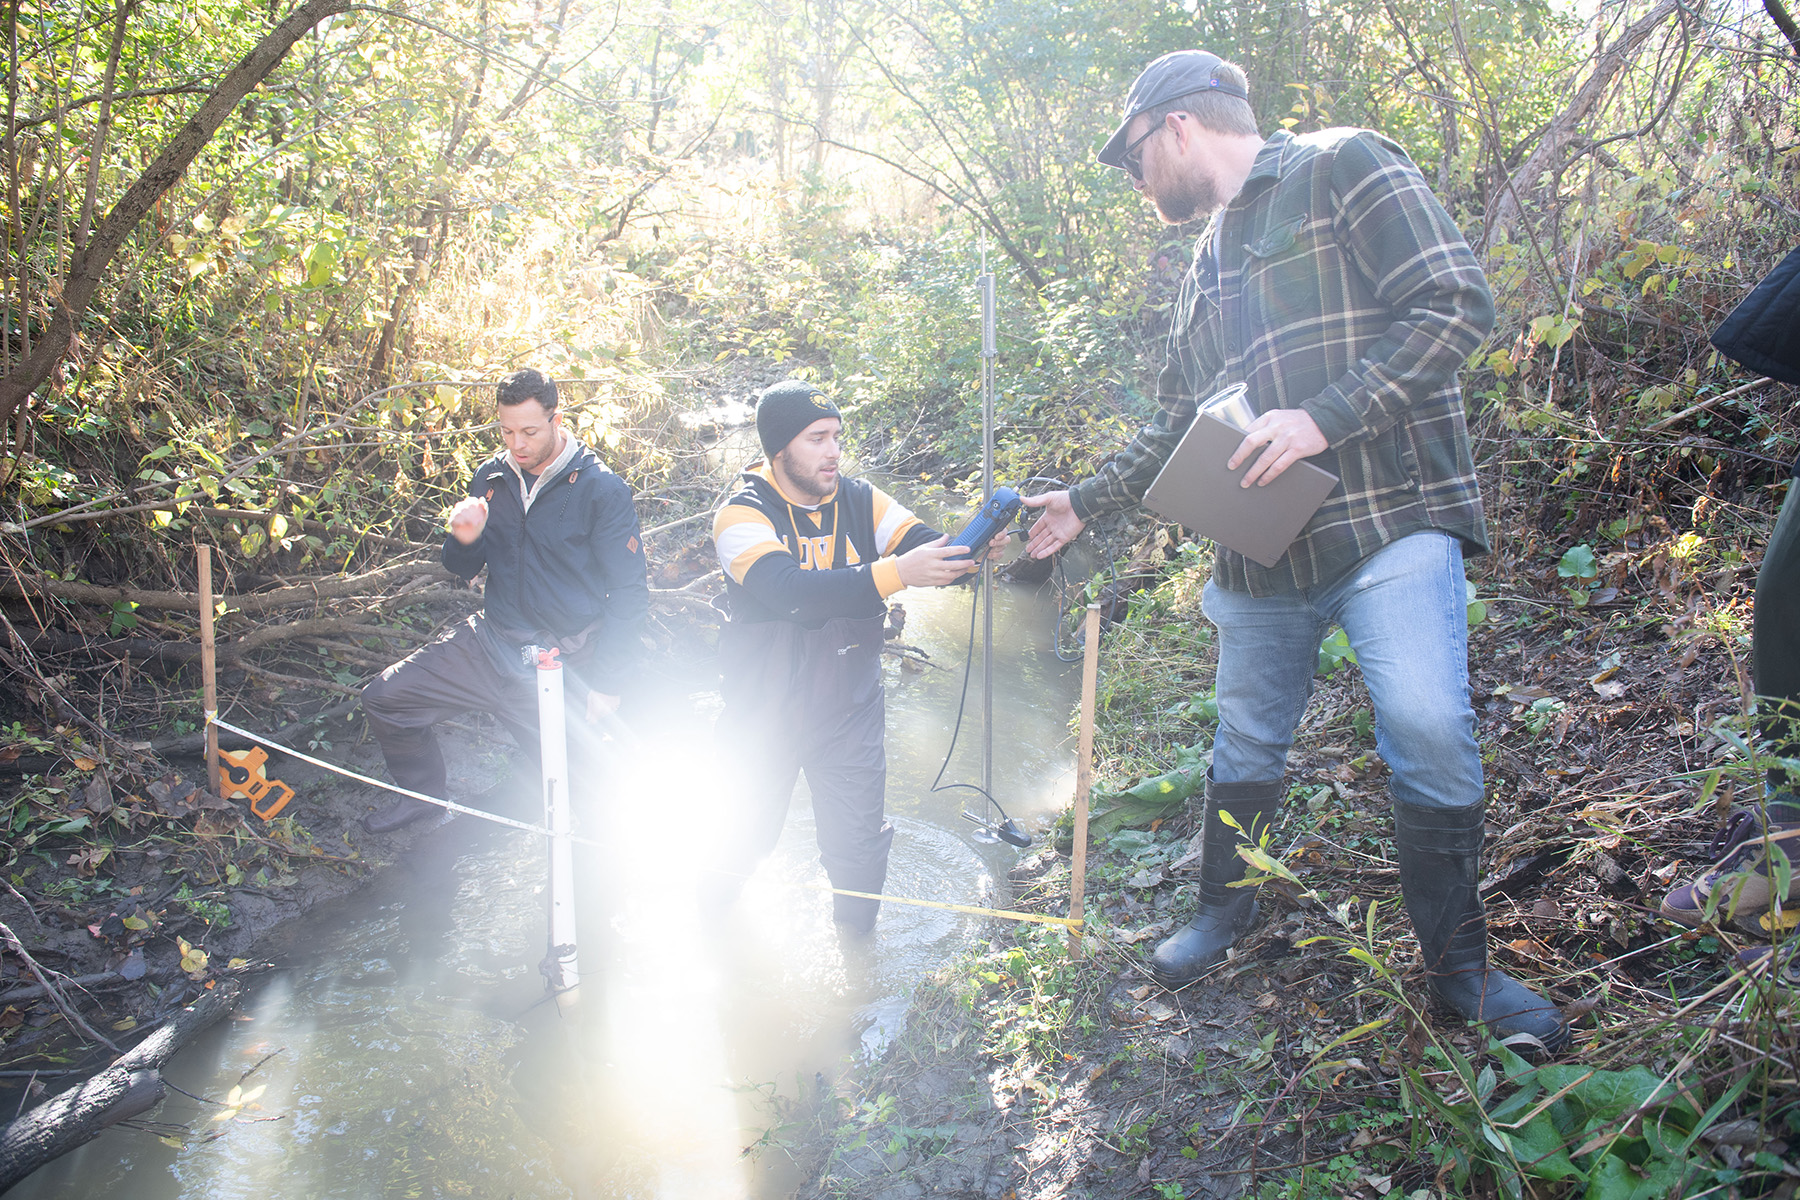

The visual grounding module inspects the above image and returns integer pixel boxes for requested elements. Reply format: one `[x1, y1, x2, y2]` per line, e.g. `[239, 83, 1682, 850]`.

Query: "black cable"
[926, 476, 1125, 846]
[927, 490, 1034, 848]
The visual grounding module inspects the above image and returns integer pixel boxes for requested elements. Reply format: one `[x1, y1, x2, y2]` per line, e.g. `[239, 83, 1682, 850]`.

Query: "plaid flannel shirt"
[1070, 128, 1493, 596]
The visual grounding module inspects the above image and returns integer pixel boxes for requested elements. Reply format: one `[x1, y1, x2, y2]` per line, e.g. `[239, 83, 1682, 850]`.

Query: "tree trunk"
[1765, 0, 1800, 56]
[0, 0, 352, 437]
[0, 981, 241, 1194]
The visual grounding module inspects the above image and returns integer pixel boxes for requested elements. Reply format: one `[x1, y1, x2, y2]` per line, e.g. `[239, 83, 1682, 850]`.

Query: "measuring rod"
[529, 645, 580, 1012]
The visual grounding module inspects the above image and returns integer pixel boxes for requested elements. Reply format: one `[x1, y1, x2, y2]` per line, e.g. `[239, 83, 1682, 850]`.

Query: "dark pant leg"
[807, 694, 891, 898]
[1758, 482, 1800, 740]
[707, 619, 809, 891]
[361, 618, 533, 795]
[1757, 476, 1800, 810]
[710, 707, 805, 880]
[801, 616, 892, 928]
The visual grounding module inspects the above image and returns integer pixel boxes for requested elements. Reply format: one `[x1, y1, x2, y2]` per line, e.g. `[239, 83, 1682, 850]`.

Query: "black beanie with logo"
[756, 380, 842, 458]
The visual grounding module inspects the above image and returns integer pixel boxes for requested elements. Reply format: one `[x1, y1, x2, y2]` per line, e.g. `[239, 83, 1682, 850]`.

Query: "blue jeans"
[1202, 531, 1482, 810]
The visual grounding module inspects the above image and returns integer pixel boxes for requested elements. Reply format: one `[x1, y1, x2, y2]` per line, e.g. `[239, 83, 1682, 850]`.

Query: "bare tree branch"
[1486, 0, 1685, 241]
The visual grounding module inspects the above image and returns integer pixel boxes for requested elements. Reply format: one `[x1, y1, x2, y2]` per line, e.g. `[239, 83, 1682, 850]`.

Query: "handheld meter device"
[948, 486, 1023, 561]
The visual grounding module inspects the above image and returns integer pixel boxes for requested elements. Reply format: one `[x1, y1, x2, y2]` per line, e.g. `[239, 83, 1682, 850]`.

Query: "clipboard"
[1142, 409, 1339, 569]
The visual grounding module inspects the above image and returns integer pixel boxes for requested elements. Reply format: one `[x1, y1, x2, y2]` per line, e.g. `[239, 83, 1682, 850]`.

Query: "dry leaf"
[1563, 994, 1603, 1020]
[72, 756, 98, 771]
[1504, 685, 1557, 703]
[177, 938, 209, 976]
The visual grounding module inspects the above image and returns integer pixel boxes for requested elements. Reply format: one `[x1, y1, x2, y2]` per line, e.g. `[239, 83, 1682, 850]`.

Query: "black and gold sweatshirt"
[712, 461, 942, 626]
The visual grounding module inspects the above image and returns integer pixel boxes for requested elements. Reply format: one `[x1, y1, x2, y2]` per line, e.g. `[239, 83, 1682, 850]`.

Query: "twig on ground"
[0, 883, 43, 934]
[0, 921, 120, 1053]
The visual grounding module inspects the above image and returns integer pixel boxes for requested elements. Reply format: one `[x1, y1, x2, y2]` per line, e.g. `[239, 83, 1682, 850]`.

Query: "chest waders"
[710, 500, 896, 933]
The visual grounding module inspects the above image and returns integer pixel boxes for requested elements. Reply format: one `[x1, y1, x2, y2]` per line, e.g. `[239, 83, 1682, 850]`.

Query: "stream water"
[12, 513, 1085, 1199]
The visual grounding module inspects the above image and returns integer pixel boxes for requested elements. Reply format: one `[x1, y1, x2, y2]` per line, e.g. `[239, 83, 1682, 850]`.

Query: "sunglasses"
[1119, 116, 1170, 182]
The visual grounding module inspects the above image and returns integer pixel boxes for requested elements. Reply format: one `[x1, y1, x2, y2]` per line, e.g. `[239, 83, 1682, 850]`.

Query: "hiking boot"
[1394, 798, 1569, 1055]
[361, 796, 442, 833]
[1659, 809, 1800, 935]
[1148, 776, 1282, 986]
[1734, 941, 1800, 988]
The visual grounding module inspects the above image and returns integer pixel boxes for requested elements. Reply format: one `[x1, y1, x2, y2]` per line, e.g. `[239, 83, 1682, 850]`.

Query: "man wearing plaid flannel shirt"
[1023, 51, 1567, 1053]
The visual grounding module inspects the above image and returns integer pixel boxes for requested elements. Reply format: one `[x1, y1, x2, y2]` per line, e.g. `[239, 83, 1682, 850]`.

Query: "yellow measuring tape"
[826, 887, 1080, 928]
[206, 714, 1080, 930]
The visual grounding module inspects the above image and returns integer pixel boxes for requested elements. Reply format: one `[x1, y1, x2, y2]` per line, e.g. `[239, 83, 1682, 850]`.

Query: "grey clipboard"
[1142, 411, 1339, 569]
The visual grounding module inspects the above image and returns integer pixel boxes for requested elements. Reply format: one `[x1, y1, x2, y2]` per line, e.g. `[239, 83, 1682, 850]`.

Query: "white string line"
[207, 714, 605, 848]
[206, 714, 1080, 928]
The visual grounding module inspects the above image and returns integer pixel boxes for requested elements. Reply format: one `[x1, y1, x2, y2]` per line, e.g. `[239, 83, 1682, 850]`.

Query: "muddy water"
[12, 534, 1084, 1199]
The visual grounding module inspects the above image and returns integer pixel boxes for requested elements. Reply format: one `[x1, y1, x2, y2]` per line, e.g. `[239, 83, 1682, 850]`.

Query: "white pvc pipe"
[533, 646, 579, 1012]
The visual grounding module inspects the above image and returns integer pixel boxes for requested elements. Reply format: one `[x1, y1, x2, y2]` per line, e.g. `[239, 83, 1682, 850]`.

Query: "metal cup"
[1198, 382, 1254, 432]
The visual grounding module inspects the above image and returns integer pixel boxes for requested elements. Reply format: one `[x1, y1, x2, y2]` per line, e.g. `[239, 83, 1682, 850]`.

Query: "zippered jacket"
[1711, 247, 1800, 388]
[442, 438, 648, 693]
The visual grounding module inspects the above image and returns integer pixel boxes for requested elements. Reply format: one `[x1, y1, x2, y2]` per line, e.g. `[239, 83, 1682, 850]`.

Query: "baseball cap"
[1097, 51, 1250, 170]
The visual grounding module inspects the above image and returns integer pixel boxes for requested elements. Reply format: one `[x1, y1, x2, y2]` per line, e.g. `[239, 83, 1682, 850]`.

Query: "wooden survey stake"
[1069, 603, 1100, 959]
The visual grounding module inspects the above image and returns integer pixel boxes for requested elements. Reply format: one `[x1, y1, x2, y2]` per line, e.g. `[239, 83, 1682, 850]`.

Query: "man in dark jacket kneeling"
[360, 368, 649, 833]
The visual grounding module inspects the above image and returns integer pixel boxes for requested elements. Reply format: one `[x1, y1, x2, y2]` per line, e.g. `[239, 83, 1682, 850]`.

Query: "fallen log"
[0, 562, 460, 614]
[0, 971, 144, 1006]
[7, 567, 713, 616]
[23, 617, 422, 670]
[0, 979, 241, 1194]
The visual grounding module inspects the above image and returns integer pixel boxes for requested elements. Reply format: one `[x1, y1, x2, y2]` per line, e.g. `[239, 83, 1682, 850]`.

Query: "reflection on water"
[10, 558, 1079, 1200]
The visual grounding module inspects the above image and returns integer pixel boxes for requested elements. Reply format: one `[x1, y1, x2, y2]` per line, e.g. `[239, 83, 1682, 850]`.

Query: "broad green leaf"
[1557, 545, 1599, 582]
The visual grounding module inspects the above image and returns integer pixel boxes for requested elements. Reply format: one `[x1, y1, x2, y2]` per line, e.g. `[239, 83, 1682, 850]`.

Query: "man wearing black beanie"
[706, 379, 1006, 932]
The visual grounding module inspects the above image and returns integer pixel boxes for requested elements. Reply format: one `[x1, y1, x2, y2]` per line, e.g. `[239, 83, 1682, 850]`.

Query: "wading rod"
[530, 645, 579, 1012]
[979, 244, 997, 813]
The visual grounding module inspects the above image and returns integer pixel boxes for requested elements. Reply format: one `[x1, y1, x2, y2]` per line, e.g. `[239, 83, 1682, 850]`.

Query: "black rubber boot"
[1148, 776, 1283, 985]
[1394, 798, 1569, 1055]
[361, 796, 441, 833]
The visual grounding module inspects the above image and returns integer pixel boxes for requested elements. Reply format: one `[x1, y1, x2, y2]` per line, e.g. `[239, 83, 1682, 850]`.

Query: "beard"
[1151, 170, 1223, 225]
[775, 450, 835, 501]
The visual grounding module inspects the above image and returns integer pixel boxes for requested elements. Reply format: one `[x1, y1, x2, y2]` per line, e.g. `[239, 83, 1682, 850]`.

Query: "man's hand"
[585, 691, 620, 722]
[1228, 409, 1329, 488]
[1021, 490, 1086, 560]
[448, 496, 489, 545]
[896, 536, 984, 588]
